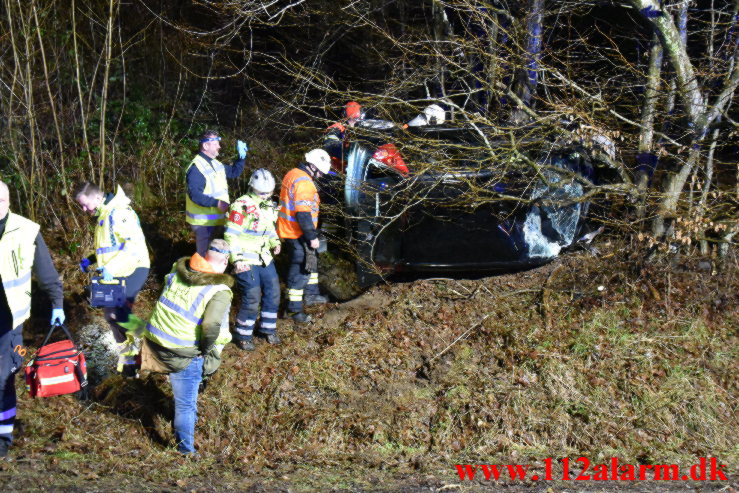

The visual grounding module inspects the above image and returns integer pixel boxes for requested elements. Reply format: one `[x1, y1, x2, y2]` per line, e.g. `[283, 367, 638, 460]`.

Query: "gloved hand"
[79, 257, 92, 273]
[100, 266, 114, 282]
[236, 140, 248, 159]
[51, 308, 66, 326]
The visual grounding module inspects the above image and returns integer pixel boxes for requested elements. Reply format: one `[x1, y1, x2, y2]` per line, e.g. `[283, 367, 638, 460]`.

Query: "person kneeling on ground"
[224, 169, 281, 351]
[140, 239, 233, 456]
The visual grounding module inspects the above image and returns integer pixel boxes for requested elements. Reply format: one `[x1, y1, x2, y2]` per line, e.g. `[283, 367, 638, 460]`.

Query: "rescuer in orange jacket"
[277, 149, 332, 322]
[324, 101, 364, 172]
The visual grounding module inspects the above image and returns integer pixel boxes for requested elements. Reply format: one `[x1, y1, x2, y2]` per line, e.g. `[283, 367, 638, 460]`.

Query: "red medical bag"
[25, 324, 88, 398]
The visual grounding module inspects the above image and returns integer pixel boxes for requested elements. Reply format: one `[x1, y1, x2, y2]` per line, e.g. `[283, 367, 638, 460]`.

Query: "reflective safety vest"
[0, 212, 39, 328]
[95, 185, 150, 277]
[224, 193, 280, 266]
[185, 154, 229, 226]
[277, 168, 319, 240]
[145, 270, 232, 349]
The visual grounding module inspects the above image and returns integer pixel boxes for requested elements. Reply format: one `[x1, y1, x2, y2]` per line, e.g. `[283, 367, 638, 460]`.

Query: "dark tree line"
[0, 0, 736, 256]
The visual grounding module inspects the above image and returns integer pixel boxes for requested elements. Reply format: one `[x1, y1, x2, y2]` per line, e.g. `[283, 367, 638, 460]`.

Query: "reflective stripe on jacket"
[0, 213, 39, 327]
[95, 185, 150, 277]
[145, 270, 232, 349]
[277, 168, 319, 240]
[224, 193, 280, 266]
[185, 154, 229, 226]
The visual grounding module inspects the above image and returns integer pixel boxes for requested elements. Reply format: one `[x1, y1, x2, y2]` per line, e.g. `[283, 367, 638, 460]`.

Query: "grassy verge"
[3, 242, 737, 490]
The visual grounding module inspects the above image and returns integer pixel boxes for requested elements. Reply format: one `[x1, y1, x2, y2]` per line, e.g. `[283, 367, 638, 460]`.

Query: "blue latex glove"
[100, 267, 114, 281]
[51, 308, 66, 326]
[79, 257, 92, 272]
[236, 140, 248, 159]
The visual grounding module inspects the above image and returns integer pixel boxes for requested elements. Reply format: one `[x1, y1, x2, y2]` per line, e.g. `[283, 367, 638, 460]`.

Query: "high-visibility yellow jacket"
[277, 168, 319, 239]
[0, 212, 40, 327]
[224, 192, 280, 266]
[185, 154, 229, 226]
[145, 261, 232, 351]
[94, 185, 150, 277]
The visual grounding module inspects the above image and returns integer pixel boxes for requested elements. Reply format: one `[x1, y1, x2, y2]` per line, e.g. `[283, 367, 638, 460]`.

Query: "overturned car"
[320, 120, 598, 286]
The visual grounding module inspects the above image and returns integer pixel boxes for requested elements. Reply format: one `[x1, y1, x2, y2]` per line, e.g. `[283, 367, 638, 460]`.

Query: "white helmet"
[423, 104, 445, 125]
[249, 168, 276, 194]
[305, 148, 331, 174]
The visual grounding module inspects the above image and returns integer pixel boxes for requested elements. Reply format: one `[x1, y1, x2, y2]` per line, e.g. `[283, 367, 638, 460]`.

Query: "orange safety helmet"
[372, 143, 409, 176]
[345, 101, 362, 120]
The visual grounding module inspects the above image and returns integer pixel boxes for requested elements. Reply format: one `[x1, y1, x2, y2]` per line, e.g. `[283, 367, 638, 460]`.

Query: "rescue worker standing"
[140, 239, 233, 456]
[75, 182, 150, 376]
[0, 180, 64, 457]
[224, 169, 281, 350]
[277, 149, 332, 322]
[186, 130, 248, 256]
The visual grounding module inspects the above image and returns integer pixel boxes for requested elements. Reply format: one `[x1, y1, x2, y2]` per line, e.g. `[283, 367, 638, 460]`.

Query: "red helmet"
[372, 143, 409, 176]
[345, 101, 362, 120]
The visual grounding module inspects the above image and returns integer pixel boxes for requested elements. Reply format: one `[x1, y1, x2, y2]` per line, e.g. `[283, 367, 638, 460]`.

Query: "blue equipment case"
[89, 276, 127, 308]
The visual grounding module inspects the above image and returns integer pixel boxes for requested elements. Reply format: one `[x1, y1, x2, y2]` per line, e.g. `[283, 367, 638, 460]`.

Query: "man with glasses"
[186, 130, 249, 256]
[224, 169, 281, 350]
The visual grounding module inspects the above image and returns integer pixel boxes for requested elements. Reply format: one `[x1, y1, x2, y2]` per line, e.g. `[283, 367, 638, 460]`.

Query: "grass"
[3, 242, 737, 490]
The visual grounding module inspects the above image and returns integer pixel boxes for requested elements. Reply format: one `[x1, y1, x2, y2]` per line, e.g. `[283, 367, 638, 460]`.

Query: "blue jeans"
[169, 356, 203, 454]
[285, 238, 310, 313]
[234, 262, 280, 340]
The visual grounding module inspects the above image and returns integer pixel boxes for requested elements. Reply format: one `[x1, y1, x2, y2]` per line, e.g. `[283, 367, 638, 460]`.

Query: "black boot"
[236, 339, 255, 351]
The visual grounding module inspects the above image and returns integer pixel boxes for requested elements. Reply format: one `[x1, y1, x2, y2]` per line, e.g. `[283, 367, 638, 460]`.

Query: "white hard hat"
[305, 148, 331, 174]
[249, 168, 276, 194]
[423, 104, 445, 125]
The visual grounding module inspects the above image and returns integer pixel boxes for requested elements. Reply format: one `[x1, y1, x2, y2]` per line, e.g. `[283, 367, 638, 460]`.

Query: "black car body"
[321, 121, 597, 286]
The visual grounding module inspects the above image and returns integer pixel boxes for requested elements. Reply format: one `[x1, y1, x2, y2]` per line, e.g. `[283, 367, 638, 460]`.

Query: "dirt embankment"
[2, 241, 737, 492]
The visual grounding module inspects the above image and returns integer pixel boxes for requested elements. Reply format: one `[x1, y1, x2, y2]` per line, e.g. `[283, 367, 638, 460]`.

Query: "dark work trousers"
[190, 225, 224, 258]
[0, 325, 23, 447]
[285, 238, 311, 314]
[234, 262, 280, 341]
[103, 267, 149, 343]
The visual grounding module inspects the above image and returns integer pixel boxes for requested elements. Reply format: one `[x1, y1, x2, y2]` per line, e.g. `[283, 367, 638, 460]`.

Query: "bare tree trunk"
[71, 0, 94, 176]
[431, 0, 452, 100]
[636, 34, 662, 220]
[32, 0, 71, 206]
[98, 0, 116, 187]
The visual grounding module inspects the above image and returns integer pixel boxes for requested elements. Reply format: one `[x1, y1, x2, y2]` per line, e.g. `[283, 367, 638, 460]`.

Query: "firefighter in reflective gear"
[75, 182, 150, 376]
[277, 149, 332, 322]
[140, 239, 233, 455]
[186, 130, 248, 256]
[0, 181, 64, 458]
[324, 101, 364, 171]
[224, 169, 281, 351]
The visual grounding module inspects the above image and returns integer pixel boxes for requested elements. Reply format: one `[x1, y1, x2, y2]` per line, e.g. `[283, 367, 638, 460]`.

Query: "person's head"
[248, 168, 276, 199]
[199, 130, 221, 159]
[0, 181, 9, 221]
[304, 148, 331, 177]
[205, 238, 230, 273]
[345, 101, 362, 120]
[74, 182, 104, 215]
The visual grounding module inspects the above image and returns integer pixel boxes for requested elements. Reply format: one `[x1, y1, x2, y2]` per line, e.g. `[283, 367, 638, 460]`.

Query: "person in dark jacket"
[185, 130, 248, 256]
[0, 181, 64, 458]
